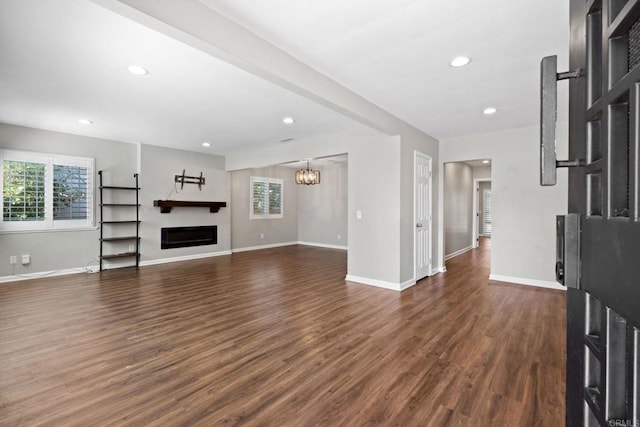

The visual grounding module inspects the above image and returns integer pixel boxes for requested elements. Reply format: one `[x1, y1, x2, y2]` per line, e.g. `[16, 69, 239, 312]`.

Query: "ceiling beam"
[89, 0, 430, 137]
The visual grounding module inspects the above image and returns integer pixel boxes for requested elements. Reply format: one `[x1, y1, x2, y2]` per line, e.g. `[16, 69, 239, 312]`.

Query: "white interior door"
[415, 152, 431, 280]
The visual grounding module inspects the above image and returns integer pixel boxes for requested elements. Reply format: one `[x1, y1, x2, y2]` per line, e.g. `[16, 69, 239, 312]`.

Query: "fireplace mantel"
[153, 200, 227, 214]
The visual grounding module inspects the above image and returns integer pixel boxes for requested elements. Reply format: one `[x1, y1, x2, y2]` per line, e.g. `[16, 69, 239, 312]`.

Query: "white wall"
[440, 123, 568, 286]
[226, 128, 405, 287]
[99, 0, 441, 290]
[473, 165, 492, 180]
[399, 124, 440, 281]
[0, 123, 137, 277]
[229, 162, 347, 251]
[230, 166, 298, 250]
[444, 162, 473, 257]
[139, 144, 230, 263]
[0, 123, 233, 279]
[226, 126, 439, 289]
[297, 162, 348, 248]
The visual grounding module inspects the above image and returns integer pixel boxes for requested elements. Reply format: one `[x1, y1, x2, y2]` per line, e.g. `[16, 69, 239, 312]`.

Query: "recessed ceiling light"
[482, 160, 490, 164]
[450, 56, 471, 67]
[78, 119, 93, 125]
[282, 117, 295, 125]
[482, 107, 497, 115]
[202, 142, 211, 147]
[127, 65, 148, 75]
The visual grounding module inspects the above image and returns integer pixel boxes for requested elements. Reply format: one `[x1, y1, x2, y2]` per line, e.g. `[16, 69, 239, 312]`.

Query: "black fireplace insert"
[161, 225, 217, 249]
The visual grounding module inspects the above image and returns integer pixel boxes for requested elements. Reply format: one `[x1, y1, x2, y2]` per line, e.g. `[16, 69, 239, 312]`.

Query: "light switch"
[356, 210, 362, 219]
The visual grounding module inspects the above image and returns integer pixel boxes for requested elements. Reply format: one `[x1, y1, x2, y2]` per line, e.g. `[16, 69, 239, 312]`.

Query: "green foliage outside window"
[3, 160, 45, 222]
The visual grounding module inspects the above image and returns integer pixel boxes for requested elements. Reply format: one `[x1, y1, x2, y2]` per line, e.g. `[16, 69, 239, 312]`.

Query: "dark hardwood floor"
[0, 239, 565, 426]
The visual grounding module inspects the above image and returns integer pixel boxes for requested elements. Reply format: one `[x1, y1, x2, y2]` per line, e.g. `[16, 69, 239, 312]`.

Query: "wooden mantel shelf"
[153, 200, 227, 214]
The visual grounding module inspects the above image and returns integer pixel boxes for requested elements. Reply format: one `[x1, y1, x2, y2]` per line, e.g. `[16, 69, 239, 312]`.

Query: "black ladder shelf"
[98, 170, 140, 272]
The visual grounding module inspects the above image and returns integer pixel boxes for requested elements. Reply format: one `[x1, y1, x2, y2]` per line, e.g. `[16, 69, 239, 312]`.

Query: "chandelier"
[295, 160, 321, 185]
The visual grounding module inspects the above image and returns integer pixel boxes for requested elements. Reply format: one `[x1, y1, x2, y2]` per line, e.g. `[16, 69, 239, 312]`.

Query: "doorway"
[443, 159, 491, 259]
[472, 178, 492, 248]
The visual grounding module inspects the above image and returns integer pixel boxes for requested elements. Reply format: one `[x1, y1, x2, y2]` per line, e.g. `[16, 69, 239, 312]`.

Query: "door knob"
[416, 223, 423, 228]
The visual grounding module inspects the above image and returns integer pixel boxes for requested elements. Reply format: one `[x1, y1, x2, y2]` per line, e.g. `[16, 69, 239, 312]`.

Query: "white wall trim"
[0, 249, 240, 283]
[232, 241, 348, 253]
[139, 250, 232, 267]
[344, 275, 418, 292]
[231, 242, 298, 253]
[431, 266, 446, 275]
[399, 279, 417, 291]
[488, 274, 566, 291]
[444, 246, 472, 260]
[0, 267, 89, 284]
[3, 244, 347, 283]
[345, 274, 402, 291]
[297, 241, 348, 250]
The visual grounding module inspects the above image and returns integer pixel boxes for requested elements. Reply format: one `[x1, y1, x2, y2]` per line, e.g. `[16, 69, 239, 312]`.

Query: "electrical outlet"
[9, 256, 17, 265]
[337, 234, 341, 240]
[260, 233, 264, 239]
[128, 244, 135, 252]
[21, 254, 31, 265]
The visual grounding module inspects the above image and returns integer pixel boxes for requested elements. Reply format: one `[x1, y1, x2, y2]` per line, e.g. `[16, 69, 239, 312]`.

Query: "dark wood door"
[567, 0, 640, 425]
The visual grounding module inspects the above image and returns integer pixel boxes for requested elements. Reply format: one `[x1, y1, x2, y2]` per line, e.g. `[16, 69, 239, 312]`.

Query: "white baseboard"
[399, 279, 417, 291]
[1, 251, 234, 283]
[431, 265, 446, 275]
[488, 274, 566, 291]
[0, 267, 88, 283]
[231, 242, 298, 253]
[231, 241, 347, 253]
[345, 274, 401, 291]
[139, 250, 232, 267]
[345, 274, 416, 292]
[297, 241, 348, 251]
[445, 246, 472, 260]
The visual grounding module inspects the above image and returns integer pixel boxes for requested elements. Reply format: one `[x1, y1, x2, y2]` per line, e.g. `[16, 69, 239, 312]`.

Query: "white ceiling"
[199, 0, 570, 139]
[281, 154, 348, 169]
[0, 0, 364, 155]
[0, 0, 569, 155]
[465, 159, 492, 169]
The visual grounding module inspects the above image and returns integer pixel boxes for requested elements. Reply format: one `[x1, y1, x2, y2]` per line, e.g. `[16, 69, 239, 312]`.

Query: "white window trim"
[1, 149, 95, 232]
[250, 176, 283, 220]
[482, 188, 492, 236]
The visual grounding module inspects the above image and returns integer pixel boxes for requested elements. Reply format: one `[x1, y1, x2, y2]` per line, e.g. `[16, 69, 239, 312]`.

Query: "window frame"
[482, 188, 492, 236]
[250, 176, 283, 220]
[1, 149, 95, 232]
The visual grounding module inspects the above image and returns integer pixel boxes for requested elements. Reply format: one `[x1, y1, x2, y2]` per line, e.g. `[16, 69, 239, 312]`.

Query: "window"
[1, 150, 94, 231]
[250, 176, 283, 219]
[482, 189, 492, 236]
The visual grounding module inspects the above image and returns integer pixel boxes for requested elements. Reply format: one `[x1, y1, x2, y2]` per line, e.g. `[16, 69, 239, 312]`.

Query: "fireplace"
[161, 225, 217, 249]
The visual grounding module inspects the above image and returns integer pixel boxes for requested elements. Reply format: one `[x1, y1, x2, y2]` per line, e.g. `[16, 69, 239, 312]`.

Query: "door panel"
[415, 152, 431, 280]
[581, 220, 640, 327]
[566, 0, 640, 425]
